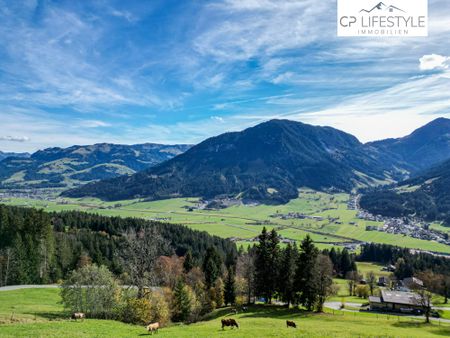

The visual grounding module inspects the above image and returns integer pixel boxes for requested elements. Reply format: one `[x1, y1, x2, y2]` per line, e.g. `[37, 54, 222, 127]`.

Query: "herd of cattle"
[70, 311, 298, 334]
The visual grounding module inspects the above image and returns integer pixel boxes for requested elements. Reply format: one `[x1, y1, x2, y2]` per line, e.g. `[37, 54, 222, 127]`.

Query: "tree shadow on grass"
[22, 311, 68, 321]
[200, 307, 235, 321]
[233, 305, 312, 320]
[391, 322, 450, 336]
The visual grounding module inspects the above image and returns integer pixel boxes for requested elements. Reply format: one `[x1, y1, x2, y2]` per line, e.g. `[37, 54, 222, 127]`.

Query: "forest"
[0, 204, 236, 285]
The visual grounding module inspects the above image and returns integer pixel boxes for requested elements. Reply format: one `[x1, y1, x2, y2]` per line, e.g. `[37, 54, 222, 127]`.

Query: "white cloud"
[78, 120, 111, 128]
[110, 9, 136, 23]
[419, 54, 450, 71]
[210, 116, 224, 122]
[0, 135, 30, 142]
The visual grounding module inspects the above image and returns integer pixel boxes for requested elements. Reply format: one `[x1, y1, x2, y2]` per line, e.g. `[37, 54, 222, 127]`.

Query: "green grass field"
[2, 189, 450, 254]
[0, 288, 449, 337]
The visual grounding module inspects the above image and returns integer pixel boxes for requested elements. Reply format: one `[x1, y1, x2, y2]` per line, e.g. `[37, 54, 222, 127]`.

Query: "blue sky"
[1, 0, 450, 152]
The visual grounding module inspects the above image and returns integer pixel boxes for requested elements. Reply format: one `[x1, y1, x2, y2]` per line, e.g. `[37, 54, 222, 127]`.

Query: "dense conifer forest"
[0, 204, 236, 286]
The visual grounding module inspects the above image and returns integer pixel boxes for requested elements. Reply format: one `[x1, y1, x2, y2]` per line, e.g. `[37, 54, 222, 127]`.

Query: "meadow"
[0, 288, 449, 337]
[2, 189, 450, 254]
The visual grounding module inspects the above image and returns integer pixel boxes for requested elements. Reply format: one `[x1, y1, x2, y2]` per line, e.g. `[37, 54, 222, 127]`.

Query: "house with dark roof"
[369, 290, 428, 314]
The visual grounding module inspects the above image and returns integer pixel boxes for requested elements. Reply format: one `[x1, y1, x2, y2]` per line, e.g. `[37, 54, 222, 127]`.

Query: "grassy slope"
[1, 190, 450, 253]
[0, 288, 449, 338]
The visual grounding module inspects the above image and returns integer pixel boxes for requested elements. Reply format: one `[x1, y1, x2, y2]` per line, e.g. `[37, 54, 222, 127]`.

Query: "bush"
[355, 285, 369, 299]
[60, 264, 121, 319]
[119, 298, 152, 325]
[148, 291, 171, 326]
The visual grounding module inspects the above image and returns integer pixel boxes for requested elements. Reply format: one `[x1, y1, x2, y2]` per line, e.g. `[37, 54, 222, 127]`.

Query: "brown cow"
[146, 322, 160, 334]
[71, 312, 85, 320]
[221, 318, 239, 329]
[286, 320, 296, 328]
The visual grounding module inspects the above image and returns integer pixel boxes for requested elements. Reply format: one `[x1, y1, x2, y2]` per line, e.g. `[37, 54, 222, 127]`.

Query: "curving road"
[0, 284, 59, 291]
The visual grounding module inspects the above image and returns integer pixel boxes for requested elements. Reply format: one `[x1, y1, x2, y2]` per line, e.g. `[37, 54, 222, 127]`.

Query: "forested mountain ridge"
[360, 158, 450, 224]
[0, 143, 191, 190]
[63, 119, 404, 203]
[0, 151, 30, 162]
[368, 117, 450, 171]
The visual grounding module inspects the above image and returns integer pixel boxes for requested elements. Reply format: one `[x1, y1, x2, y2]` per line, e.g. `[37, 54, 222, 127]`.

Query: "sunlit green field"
[2, 189, 450, 254]
[0, 288, 449, 337]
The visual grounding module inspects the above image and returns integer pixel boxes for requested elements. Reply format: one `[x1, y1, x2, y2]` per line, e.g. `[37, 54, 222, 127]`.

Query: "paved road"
[0, 284, 59, 291]
[324, 301, 363, 310]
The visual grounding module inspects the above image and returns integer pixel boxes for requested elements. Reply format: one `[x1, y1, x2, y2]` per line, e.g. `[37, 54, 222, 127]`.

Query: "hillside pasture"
[0, 288, 449, 337]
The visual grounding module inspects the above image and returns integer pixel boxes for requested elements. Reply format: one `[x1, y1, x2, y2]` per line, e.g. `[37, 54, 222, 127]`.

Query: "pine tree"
[255, 227, 279, 304]
[173, 279, 192, 322]
[278, 242, 298, 307]
[202, 247, 222, 288]
[9, 235, 28, 284]
[224, 267, 236, 306]
[295, 235, 319, 310]
[183, 250, 194, 273]
[339, 248, 353, 277]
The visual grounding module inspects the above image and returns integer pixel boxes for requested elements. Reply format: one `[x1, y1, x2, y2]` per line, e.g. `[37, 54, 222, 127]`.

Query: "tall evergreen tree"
[173, 279, 192, 322]
[224, 267, 236, 306]
[255, 227, 279, 304]
[202, 247, 222, 288]
[183, 250, 194, 273]
[295, 235, 319, 310]
[339, 248, 353, 277]
[278, 242, 298, 307]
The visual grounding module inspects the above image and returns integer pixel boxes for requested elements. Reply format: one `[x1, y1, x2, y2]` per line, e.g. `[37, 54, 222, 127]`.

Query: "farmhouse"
[369, 290, 427, 313]
[402, 277, 424, 290]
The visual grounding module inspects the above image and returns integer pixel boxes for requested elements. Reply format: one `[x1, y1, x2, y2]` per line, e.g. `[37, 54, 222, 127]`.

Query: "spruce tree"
[295, 235, 319, 310]
[202, 247, 222, 288]
[183, 250, 194, 273]
[224, 267, 236, 306]
[339, 248, 353, 277]
[255, 227, 279, 304]
[278, 242, 298, 307]
[173, 279, 192, 322]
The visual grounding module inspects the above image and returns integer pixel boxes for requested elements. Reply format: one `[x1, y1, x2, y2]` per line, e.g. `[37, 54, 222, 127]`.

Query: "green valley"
[2, 189, 449, 254]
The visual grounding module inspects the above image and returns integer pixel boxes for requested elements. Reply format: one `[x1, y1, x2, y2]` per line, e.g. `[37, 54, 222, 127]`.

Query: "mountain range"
[0, 143, 191, 190]
[0, 151, 30, 162]
[368, 117, 450, 171]
[63, 118, 450, 203]
[360, 157, 450, 224]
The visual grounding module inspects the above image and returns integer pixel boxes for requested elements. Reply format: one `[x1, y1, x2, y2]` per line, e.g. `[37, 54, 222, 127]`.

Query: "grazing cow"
[286, 320, 296, 328]
[146, 322, 160, 334]
[71, 312, 85, 320]
[221, 318, 239, 329]
[242, 306, 248, 312]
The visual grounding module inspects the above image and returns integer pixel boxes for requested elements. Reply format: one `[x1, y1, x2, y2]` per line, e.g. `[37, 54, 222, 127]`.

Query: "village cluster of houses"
[271, 212, 325, 221]
[358, 210, 450, 245]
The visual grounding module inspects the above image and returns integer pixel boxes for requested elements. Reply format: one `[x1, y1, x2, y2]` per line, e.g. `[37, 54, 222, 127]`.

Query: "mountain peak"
[63, 119, 388, 203]
[368, 116, 450, 171]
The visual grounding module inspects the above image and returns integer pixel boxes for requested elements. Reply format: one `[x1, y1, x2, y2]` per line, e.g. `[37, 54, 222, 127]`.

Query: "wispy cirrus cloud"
[1, 0, 450, 152]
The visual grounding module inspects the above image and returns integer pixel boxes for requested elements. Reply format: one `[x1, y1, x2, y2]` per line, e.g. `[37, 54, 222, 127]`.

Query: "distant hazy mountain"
[360, 158, 450, 224]
[63, 119, 397, 203]
[0, 143, 191, 190]
[0, 151, 30, 162]
[368, 117, 450, 172]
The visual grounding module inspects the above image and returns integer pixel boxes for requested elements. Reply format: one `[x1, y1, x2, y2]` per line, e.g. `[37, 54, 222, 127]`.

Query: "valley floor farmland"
[1, 190, 450, 254]
[0, 288, 449, 337]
